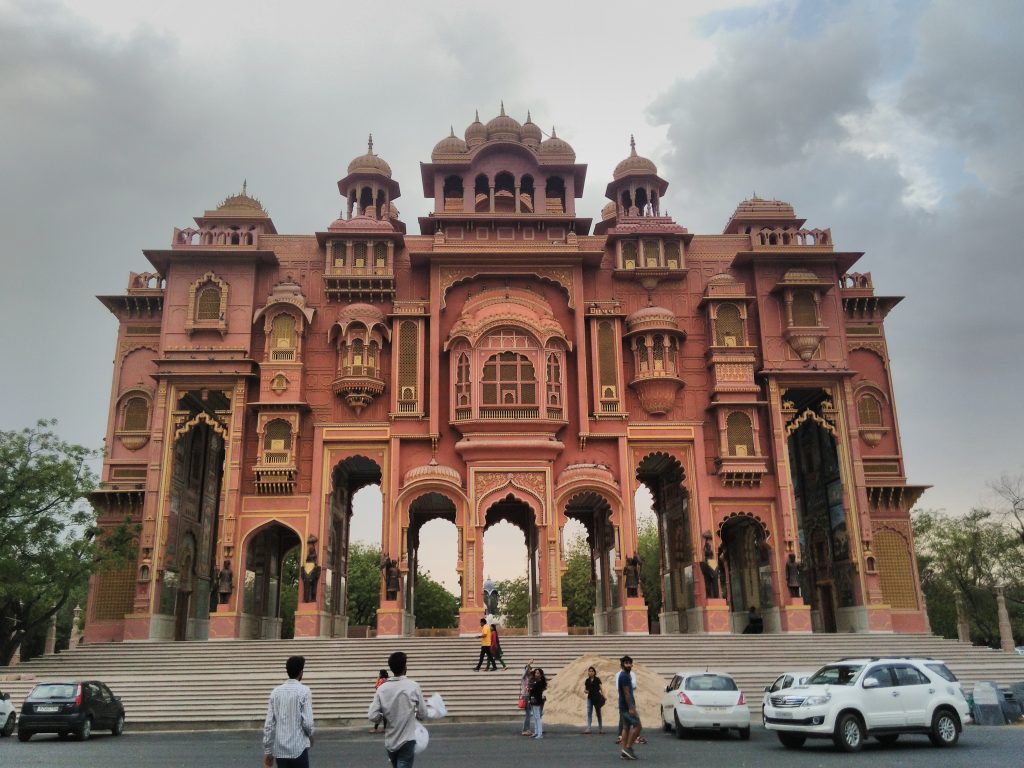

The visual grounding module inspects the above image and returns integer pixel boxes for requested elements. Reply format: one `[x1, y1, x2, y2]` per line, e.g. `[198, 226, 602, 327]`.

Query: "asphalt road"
[3, 723, 1022, 767]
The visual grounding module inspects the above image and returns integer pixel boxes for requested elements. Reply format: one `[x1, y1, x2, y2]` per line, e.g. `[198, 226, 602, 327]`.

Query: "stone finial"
[630, 134, 637, 155]
[551, 125, 557, 138]
[475, 109, 480, 121]
[500, 100, 506, 116]
[527, 109, 532, 122]
[367, 134, 374, 154]
[449, 125, 455, 137]
[242, 179, 247, 196]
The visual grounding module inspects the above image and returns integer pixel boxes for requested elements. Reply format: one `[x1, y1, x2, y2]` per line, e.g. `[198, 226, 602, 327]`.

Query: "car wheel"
[777, 732, 806, 749]
[833, 712, 865, 753]
[76, 716, 93, 741]
[674, 712, 688, 740]
[1, 713, 14, 737]
[928, 709, 960, 748]
[739, 726, 751, 741]
[661, 712, 672, 733]
[17, 729, 32, 742]
[112, 713, 125, 736]
[876, 734, 899, 745]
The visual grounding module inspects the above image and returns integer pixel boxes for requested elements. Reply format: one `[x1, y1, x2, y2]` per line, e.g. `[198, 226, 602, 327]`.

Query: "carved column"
[44, 614, 57, 655]
[996, 585, 1015, 652]
[955, 591, 971, 644]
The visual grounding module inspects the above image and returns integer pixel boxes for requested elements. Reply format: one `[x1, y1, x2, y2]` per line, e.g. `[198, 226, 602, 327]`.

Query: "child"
[371, 669, 389, 732]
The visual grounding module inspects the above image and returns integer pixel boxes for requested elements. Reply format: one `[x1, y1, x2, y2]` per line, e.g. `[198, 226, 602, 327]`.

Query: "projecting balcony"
[450, 403, 568, 436]
[253, 455, 296, 495]
[332, 365, 386, 414]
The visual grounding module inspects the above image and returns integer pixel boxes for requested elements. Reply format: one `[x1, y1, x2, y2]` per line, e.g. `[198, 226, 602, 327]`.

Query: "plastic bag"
[414, 722, 429, 754]
[425, 692, 447, 719]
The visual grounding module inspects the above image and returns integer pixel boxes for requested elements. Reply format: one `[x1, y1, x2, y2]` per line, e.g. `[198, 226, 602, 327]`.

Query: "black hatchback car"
[18, 680, 125, 741]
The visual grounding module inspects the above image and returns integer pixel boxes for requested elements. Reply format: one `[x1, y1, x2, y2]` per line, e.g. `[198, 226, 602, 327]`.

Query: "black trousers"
[276, 748, 310, 768]
[475, 646, 496, 669]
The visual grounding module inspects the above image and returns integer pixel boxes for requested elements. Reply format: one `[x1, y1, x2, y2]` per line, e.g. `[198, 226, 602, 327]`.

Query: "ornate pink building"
[87, 109, 928, 642]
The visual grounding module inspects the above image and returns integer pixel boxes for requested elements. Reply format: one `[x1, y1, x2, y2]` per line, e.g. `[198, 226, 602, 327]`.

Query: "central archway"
[407, 492, 458, 632]
[562, 491, 615, 634]
[240, 522, 302, 639]
[483, 493, 540, 634]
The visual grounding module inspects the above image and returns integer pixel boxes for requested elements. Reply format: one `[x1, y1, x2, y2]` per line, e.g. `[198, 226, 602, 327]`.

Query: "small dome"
[347, 135, 392, 178]
[601, 201, 617, 220]
[326, 212, 395, 232]
[215, 181, 268, 215]
[625, 305, 679, 333]
[485, 102, 522, 141]
[732, 196, 796, 219]
[521, 111, 542, 146]
[780, 267, 820, 283]
[338, 302, 387, 326]
[613, 136, 658, 180]
[538, 126, 575, 159]
[432, 127, 468, 159]
[465, 110, 486, 147]
[403, 458, 462, 488]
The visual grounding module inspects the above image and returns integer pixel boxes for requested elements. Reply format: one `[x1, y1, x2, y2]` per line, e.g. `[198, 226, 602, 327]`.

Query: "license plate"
[35, 705, 59, 713]
[703, 706, 727, 712]
[774, 711, 793, 719]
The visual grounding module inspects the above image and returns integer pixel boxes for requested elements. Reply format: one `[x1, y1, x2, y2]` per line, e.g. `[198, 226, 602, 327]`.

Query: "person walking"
[368, 651, 428, 768]
[519, 659, 535, 735]
[617, 656, 641, 760]
[263, 655, 315, 768]
[473, 618, 496, 671]
[582, 665, 605, 734]
[490, 623, 508, 670]
[529, 667, 547, 739]
[372, 669, 389, 733]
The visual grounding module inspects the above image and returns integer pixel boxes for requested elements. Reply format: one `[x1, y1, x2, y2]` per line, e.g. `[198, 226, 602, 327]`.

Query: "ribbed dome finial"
[367, 133, 374, 154]
[500, 100, 506, 116]
[630, 134, 637, 155]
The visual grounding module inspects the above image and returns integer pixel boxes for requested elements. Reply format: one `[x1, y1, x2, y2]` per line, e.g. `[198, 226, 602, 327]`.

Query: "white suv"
[763, 657, 970, 752]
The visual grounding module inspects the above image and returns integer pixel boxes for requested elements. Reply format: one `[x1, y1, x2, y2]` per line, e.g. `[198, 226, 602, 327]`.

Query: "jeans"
[586, 699, 603, 730]
[276, 748, 309, 768]
[531, 704, 543, 738]
[387, 738, 416, 768]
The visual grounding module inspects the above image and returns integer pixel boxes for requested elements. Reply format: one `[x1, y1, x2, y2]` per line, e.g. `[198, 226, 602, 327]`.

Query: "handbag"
[518, 695, 526, 710]
[596, 692, 606, 707]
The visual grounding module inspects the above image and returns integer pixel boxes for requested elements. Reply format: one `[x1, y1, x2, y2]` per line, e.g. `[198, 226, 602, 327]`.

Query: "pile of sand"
[538, 655, 667, 727]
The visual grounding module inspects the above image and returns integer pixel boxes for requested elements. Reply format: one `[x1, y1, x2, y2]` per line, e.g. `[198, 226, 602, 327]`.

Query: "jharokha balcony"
[331, 364, 386, 414]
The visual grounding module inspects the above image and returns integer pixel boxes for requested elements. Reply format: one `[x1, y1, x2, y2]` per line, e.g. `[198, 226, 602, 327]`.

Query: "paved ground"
[3, 723, 1022, 767]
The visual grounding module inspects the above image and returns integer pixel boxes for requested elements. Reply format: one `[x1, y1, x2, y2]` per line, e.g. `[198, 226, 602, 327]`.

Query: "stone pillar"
[955, 591, 971, 644]
[6, 641, 19, 667]
[995, 585, 1015, 653]
[69, 605, 83, 650]
[44, 614, 57, 655]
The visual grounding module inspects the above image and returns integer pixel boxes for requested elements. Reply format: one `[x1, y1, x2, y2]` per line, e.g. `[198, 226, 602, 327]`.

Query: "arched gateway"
[86, 109, 928, 642]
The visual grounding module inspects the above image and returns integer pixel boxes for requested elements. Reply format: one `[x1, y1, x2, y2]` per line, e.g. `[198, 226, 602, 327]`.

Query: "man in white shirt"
[368, 651, 428, 768]
[263, 655, 315, 768]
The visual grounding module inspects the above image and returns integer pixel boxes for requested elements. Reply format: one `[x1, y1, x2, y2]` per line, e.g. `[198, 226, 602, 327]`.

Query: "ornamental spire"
[500, 100, 506, 116]
[630, 134, 637, 156]
[367, 134, 374, 154]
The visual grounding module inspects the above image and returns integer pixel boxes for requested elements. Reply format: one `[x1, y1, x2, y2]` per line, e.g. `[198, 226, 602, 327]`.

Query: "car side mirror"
[763, 686, 771, 693]
[863, 678, 879, 689]
[665, 685, 671, 693]
[1, 693, 9, 701]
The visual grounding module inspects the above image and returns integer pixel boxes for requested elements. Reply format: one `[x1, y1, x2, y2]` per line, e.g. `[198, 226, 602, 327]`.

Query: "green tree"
[561, 533, 595, 627]
[412, 571, 459, 628]
[637, 517, 662, 628]
[347, 542, 383, 628]
[0, 420, 134, 665]
[914, 508, 1024, 646]
[495, 577, 529, 628]
[279, 549, 300, 639]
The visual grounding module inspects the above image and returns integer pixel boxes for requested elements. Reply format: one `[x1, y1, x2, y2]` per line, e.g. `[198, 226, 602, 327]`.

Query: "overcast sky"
[1, 0, 1021, 590]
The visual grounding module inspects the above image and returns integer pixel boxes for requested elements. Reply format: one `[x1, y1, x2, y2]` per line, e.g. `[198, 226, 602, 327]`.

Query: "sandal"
[636, 737, 647, 744]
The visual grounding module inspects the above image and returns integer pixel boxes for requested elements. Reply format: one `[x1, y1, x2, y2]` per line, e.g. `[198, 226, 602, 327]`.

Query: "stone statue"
[380, 554, 400, 600]
[300, 535, 321, 603]
[483, 577, 500, 615]
[699, 531, 720, 599]
[786, 553, 801, 598]
[624, 554, 642, 598]
[216, 560, 233, 605]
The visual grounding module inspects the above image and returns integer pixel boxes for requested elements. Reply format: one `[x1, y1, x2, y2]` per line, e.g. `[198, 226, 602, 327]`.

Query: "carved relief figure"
[786, 553, 801, 598]
[381, 554, 400, 600]
[300, 535, 321, 603]
[699, 531, 720, 599]
[624, 554, 643, 598]
[217, 560, 233, 604]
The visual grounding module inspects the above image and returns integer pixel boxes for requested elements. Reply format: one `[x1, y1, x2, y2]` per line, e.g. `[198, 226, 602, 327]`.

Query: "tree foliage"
[637, 517, 662, 628]
[279, 549, 300, 639]
[561, 533, 595, 627]
[495, 577, 529, 628]
[913, 507, 1024, 646]
[347, 541, 383, 628]
[0, 420, 134, 665]
[412, 571, 459, 629]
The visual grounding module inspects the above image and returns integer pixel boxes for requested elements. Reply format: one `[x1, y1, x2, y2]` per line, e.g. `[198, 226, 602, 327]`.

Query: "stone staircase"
[2, 634, 1022, 729]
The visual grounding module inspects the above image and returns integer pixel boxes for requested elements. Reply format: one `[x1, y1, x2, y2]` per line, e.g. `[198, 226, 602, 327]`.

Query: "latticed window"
[598, 321, 618, 400]
[715, 304, 744, 346]
[93, 563, 135, 621]
[373, 242, 387, 269]
[858, 394, 883, 426]
[727, 411, 755, 456]
[456, 352, 471, 406]
[354, 242, 368, 268]
[263, 420, 292, 452]
[546, 353, 561, 405]
[196, 285, 221, 320]
[365, 342, 378, 372]
[482, 352, 536, 405]
[621, 241, 638, 269]
[122, 396, 149, 431]
[271, 314, 296, 360]
[791, 291, 817, 326]
[874, 528, 918, 609]
[664, 240, 681, 268]
[643, 239, 660, 266]
[333, 242, 346, 268]
[350, 339, 364, 366]
[652, 335, 665, 371]
[398, 320, 418, 402]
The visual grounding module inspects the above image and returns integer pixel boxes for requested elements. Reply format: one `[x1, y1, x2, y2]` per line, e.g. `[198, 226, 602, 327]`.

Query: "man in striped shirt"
[263, 655, 315, 768]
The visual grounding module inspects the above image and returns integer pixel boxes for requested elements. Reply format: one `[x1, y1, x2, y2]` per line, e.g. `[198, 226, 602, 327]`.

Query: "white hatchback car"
[660, 671, 751, 740]
[764, 657, 971, 752]
[0, 687, 16, 737]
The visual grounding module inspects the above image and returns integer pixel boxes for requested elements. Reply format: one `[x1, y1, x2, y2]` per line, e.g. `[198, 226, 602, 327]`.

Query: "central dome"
[485, 102, 522, 141]
[613, 136, 657, 180]
[347, 135, 392, 178]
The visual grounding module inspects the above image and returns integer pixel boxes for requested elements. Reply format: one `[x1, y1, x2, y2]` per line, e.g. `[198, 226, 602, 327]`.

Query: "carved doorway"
[482, 495, 538, 634]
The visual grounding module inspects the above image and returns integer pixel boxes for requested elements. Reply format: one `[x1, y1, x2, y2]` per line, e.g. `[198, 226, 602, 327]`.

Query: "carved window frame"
[115, 387, 153, 451]
[186, 272, 228, 337]
[264, 307, 303, 363]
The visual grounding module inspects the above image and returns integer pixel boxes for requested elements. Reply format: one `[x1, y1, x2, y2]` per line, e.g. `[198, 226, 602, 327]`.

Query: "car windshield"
[925, 663, 957, 682]
[28, 684, 77, 700]
[808, 664, 864, 686]
[684, 675, 737, 691]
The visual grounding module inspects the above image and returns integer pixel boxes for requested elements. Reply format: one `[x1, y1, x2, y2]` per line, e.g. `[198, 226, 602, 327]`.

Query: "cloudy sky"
[1, 0, 1021, 589]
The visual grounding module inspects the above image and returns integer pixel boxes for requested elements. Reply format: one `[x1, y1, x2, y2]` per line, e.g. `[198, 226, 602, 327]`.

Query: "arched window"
[858, 394, 883, 426]
[456, 352, 471, 406]
[122, 396, 150, 431]
[350, 338, 365, 368]
[494, 171, 515, 213]
[359, 187, 373, 213]
[354, 242, 367, 268]
[270, 314, 296, 360]
[520, 175, 535, 213]
[482, 352, 536, 405]
[791, 291, 817, 326]
[715, 304, 744, 346]
[664, 240, 681, 268]
[263, 420, 292, 453]
[727, 411, 755, 456]
[598, 321, 618, 402]
[366, 341, 378, 372]
[652, 335, 665, 371]
[545, 176, 565, 213]
[443, 175, 464, 211]
[474, 174, 490, 212]
[635, 188, 649, 214]
[621, 240, 638, 269]
[642, 239, 659, 267]
[546, 352, 561, 405]
[196, 284, 221, 321]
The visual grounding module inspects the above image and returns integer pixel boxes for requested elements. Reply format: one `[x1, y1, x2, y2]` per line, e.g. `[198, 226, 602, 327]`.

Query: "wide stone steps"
[3, 634, 1021, 728]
